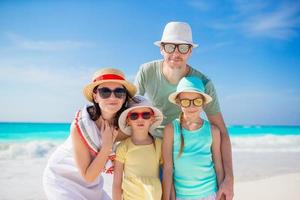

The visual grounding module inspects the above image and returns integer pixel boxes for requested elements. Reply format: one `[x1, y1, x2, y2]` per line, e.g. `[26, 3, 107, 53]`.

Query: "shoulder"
[163, 123, 174, 139]
[189, 66, 211, 85]
[139, 60, 162, 72]
[116, 138, 130, 153]
[155, 137, 163, 145]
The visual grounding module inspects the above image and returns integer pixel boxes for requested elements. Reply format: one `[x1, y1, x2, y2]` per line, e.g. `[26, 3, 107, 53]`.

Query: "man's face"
[160, 43, 192, 69]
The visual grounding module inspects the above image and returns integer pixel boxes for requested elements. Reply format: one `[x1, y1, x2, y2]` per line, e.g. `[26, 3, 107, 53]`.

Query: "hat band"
[93, 74, 125, 82]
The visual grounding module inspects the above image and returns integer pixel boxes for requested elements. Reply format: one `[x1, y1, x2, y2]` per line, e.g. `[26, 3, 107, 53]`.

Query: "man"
[135, 21, 234, 200]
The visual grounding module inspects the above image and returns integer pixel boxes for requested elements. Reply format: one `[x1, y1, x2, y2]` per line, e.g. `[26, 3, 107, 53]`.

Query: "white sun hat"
[154, 21, 198, 48]
[118, 95, 163, 136]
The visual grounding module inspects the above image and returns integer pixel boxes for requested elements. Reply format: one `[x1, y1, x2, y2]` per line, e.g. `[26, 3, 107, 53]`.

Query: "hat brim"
[154, 40, 198, 48]
[118, 106, 163, 136]
[83, 80, 137, 102]
[168, 90, 212, 105]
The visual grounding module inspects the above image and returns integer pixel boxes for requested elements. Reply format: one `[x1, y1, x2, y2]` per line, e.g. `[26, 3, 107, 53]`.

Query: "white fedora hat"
[118, 95, 163, 136]
[154, 21, 198, 48]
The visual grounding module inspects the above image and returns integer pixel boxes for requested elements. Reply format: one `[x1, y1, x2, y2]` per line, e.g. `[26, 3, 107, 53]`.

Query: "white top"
[43, 106, 112, 200]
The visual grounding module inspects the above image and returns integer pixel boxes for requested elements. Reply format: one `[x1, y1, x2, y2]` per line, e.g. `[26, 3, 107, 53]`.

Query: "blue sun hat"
[168, 76, 212, 105]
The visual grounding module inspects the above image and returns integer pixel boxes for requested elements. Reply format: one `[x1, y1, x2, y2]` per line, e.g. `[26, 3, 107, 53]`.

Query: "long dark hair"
[87, 86, 132, 128]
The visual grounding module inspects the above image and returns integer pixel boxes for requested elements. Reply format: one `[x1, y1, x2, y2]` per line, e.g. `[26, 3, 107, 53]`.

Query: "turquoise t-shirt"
[172, 119, 217, 199]
[135, 60, 220, 138]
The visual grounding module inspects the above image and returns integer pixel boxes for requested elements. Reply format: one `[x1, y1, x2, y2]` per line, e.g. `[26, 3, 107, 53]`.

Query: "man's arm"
[207, 113, 234, 200]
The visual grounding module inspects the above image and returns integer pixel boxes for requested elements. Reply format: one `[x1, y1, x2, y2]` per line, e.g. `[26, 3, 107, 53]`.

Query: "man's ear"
[160, 46, 164, 56]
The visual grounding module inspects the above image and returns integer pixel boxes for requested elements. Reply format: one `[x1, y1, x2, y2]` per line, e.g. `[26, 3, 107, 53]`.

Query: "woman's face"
[177, 92, 204, 116]
[93, 82, 127, 115]
[126, 107, 154, 132]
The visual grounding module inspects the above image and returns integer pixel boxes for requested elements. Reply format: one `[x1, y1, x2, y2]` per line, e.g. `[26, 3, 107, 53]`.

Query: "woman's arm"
[71, 119, 117, 183]
[162, 123, 175, 200]
[211, 124, 224, 187]
[113, 160, 124, 200]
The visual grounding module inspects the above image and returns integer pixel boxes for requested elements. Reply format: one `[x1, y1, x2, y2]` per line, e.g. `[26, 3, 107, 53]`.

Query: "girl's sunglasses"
[97, 87, 127, 99]
[162, 43, 191, 54]
[127, 111, 153, 120]
[179, 98, 203, 108]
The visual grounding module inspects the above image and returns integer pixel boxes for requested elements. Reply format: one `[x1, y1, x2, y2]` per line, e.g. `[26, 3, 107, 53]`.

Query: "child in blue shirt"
[162, 76, 224, 200]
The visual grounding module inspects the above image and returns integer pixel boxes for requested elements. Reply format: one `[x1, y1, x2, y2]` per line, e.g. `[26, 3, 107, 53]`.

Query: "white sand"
[234, 173, 300, 200]
[1, 152, 300, 199]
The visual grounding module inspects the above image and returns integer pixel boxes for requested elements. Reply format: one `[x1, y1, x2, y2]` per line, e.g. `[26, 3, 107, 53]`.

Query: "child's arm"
[211, 124, 225, 187]
[113, 160, 124, 200]
[162, 123, 175, 200]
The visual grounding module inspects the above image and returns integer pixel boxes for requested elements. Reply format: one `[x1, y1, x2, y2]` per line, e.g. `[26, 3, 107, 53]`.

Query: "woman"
[43, 68, 136, 200]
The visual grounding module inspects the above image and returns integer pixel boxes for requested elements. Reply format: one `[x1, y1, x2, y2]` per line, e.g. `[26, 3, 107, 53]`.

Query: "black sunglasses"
[162, 43, 192, 54]
[127, 111, 153, 120]
[97, 87, 127, 99]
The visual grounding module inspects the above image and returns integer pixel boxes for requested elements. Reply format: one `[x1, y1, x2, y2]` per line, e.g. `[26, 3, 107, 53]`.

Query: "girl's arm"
[71, 119, 117, 183]
[162, 123, 175, 200]
[113, 160, 124, 200]
[211, 124, 225, 187]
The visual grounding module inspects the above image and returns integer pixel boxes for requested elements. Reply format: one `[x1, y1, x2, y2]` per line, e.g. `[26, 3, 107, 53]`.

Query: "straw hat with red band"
[83, 68, 137, 102]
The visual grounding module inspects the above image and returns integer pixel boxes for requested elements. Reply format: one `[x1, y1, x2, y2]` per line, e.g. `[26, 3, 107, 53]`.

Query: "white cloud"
[6, 33, 94, 51]
[242, 4, 300, 39]
[186, 0, 212, 11]
[207, 1, 300, 40]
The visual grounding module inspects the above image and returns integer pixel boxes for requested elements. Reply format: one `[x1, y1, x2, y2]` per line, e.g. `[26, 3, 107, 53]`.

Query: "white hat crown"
[154, 22, 198, 47]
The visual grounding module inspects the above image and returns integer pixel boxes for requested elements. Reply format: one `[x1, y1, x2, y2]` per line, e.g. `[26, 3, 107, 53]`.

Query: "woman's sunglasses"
[127, 111, 153, 120]
[178, 98, 203, 108]
[97, 87, 127, 99]
[162, 43, 192, 54]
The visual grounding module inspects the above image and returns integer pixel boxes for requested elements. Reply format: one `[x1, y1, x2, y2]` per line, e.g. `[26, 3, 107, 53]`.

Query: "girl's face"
[177, 92, 204, 115]
[127, 107, 154, 132]
[93, 82, 127, 115]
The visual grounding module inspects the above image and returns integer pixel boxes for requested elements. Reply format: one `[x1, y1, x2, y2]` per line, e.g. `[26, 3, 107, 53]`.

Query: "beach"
[1, 149, 300, 199]
[1, 124, 300, 199]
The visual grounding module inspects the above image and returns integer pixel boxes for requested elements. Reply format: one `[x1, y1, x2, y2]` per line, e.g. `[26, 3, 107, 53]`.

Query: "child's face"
[127, 107, 154, 132]
[177, 92, 204, 115]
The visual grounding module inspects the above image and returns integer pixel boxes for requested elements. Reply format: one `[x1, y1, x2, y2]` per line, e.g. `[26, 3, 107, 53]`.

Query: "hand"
[99, 117, 118, 150]
[216, 177, 234, 200]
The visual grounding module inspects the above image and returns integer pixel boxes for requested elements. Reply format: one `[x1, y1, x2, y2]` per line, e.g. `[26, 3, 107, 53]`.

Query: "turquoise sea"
[0, 122, 300, 159]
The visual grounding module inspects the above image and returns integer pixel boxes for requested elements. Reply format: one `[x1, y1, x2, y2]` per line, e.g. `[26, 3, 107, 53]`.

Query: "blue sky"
[0, 0, 299, 125]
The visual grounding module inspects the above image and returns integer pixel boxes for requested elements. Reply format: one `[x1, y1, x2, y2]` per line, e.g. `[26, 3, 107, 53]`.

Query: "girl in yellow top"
[113, 95, 164, 200]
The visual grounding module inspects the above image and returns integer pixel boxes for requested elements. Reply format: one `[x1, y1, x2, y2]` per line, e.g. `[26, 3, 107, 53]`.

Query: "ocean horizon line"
[1, 121, 300, 127]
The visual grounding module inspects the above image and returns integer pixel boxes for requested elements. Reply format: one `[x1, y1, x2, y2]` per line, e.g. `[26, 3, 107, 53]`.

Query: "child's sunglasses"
[127, 111, 154, 120]
[97, 87, 127, 99]
[178, 98, 203, 108]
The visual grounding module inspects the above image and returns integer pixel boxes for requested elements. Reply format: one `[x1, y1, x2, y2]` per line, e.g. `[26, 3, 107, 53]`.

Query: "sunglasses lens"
[114, 88, 127, 98]
[164, 44, 176, 53]
[98, 88, 112, 99]
[193, 98, 203, 107]
[178, 44, 190, 54]
[141, 112, 151, 119]
[180, 99, 191, 107]
[129, 113, 139, 120]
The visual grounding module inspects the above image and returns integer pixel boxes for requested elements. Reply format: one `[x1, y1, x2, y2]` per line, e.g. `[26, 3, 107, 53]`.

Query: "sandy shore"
[0, 151, 300, 199]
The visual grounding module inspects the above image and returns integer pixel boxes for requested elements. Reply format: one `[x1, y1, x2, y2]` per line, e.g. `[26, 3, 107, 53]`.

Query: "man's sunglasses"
[178, 98, 203, 108]
[97, 87, 127, 99]
[127, 111, 153, 120]
[162, 43, 192, 54]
